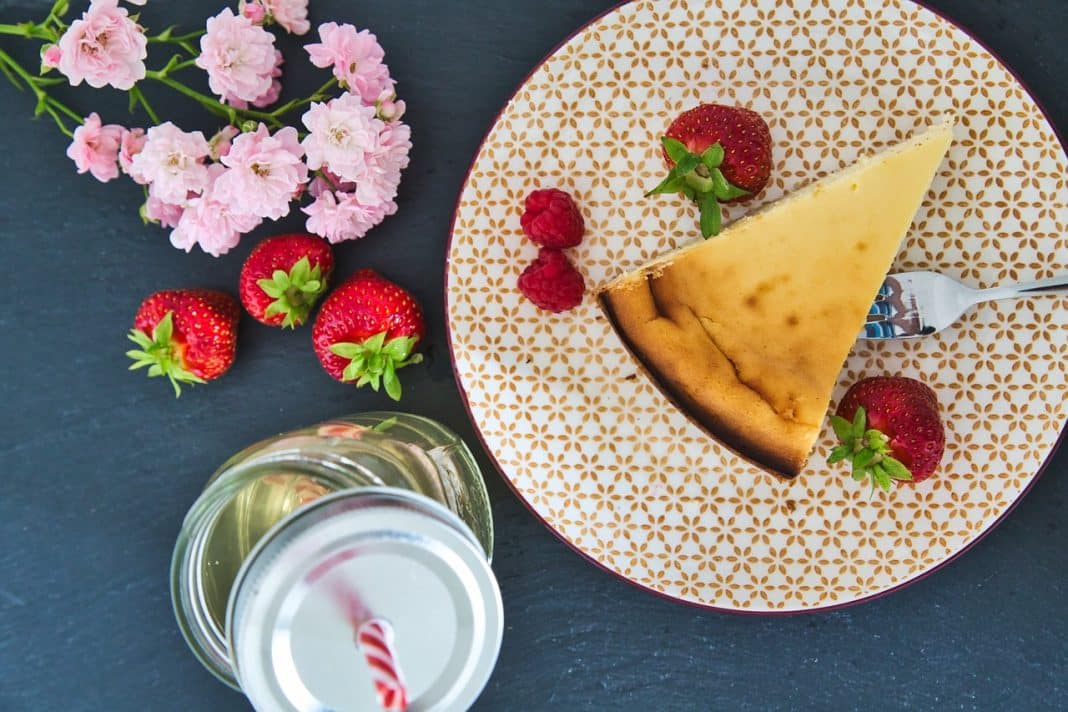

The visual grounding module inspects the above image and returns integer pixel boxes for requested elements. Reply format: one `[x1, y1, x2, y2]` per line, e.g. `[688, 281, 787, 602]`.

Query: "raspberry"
[520, 188, 585, 248]
[517, 248, 585, 312]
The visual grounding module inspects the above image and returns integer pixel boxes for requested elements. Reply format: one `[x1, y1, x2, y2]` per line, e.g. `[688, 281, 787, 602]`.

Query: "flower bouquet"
[1, 0, 426, 399]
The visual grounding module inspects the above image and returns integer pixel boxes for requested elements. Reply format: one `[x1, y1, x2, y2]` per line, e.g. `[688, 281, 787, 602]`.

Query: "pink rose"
[240, 1, 267, 24]
[216, 124, 308, 220]
[170, 165, 262, 257]
[375, 88, 406, 122]
[302, 189, 394, 244]
[263, 0, 310, 35]
[40, 44, 61, 72]
[118, 127, 146, 178]
[305, 22, 394, 103]
[57, 0, 147, 90]
[224, 50, 284, 109]
[301, 93, 382, 182]
[66, 113, 123, 183]
[128, 122, 211, 204]
[209, 125, 241, 160]
[196, 8, 277, 104]
[143, 189, 185, 229]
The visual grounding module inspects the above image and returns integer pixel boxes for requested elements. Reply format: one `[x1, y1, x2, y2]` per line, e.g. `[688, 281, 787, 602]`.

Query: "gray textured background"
[1, 0, 1065, 709]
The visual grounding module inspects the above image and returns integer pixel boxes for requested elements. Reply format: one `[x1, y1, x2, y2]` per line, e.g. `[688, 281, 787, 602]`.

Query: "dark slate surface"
[1, 0, 1065, 709]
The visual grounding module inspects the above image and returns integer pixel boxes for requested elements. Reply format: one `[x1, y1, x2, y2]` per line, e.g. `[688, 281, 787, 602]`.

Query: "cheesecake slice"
[600, 121, 954, 478]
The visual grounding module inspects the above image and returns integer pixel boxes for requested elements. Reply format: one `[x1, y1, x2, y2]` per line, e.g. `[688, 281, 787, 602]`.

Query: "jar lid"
[226, 488, 503, 711]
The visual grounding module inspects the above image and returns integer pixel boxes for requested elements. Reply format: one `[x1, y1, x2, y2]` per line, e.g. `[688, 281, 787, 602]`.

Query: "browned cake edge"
[598, 291, 805, 480]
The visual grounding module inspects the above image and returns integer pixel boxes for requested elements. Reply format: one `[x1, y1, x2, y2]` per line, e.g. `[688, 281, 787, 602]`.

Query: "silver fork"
[861, 271, 1068, 339]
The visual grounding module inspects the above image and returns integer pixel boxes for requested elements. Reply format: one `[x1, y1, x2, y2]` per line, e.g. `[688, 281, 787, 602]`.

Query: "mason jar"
[171, 412, 502, 711]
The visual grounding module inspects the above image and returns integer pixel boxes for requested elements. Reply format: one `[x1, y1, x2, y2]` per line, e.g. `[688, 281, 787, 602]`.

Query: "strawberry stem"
[328, 331, 422, 401]
[125, 311, 206, 398]
[827, 407, 914, 493]
[646, 140, 749, 238]
[256, 257, 327, 328]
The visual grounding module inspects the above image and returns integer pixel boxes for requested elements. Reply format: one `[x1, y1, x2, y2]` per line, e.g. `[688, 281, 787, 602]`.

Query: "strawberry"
[828, 376, 946, 492]
[646, 103, 772, 238]
[312, 269, 425, 400]
[126, 289, 240, 397]
[239, 234, 334, 328]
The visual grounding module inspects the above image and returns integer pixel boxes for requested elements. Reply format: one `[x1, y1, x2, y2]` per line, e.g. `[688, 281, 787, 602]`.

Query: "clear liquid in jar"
[200, 474, 330, 633]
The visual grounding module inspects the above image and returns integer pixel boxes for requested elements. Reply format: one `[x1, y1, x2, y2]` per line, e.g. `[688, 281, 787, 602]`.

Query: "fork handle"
[975, 274, 1068, 303]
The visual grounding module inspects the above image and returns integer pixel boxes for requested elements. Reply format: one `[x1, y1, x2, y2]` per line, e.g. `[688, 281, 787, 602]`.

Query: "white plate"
[446, 0, 1068, 612]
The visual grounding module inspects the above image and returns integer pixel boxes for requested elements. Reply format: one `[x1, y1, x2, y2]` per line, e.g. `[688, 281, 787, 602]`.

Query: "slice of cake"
[599, 121, 955, 478]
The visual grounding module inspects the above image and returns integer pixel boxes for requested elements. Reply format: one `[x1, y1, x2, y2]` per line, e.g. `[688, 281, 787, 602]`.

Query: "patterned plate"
[445, 0, 1068, 612]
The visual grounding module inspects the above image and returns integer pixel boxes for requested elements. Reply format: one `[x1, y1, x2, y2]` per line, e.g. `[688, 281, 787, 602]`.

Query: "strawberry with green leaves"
[126, 289, 240, 397]
[312, 269, 425, 401]
[646, 103, 772, 238]
[239, 234, 334, 328]
[828, 376, 946, 493]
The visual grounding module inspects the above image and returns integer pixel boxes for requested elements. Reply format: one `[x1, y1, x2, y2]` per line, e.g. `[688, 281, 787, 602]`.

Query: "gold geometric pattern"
[446, 0, 1068, 610]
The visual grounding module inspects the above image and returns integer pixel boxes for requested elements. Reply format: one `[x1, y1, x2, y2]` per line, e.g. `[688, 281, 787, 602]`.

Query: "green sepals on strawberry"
[646, 137, 751, 238]
[828, 406, 914, 493]
[256, 256, 326, 329]
[127, 312, 207, 398]
[646, 103, 773, 238]
[328, 332, 423, 402]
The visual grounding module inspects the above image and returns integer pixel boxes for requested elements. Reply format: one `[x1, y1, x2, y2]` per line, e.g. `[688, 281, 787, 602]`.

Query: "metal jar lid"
[226, 487, 503, 712]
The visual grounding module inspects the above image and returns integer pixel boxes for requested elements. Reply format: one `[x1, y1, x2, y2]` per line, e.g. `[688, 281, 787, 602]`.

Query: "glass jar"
[171, 412, 496, 702]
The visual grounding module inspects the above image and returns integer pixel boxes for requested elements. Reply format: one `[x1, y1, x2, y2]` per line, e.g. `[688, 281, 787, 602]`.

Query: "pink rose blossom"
[240, 0, 310, 35]
[308, 168, 355, 199]
[57, 0, 147, 90]
[216, 124, 308, 220]
[305, 22, 394, 102]
[209, 125, 241, 160]
[240, 1, 267, 23]
[66, 113, 123, 183]
[196, 8, 277, 104]
[40, 44, 61, 71]
[375, 88, 406, 122]
[171, 165, 261, 257]
[128, 122, 211, 204]
[224, 50, 284, 109]
[302, 189, 394, 244]
[144, 189, 185, 229]
[354, 119, 411, 206]
[118, 127, 146, 177]
[301, 93, 381, 181]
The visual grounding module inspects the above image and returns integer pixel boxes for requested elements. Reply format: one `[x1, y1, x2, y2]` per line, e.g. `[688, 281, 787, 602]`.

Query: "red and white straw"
[356, 618, 409, 711]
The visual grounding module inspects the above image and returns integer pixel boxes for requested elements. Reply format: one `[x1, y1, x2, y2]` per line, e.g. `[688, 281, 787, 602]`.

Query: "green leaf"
[660, 136, 691, 164]
[257, 280, 286, 298]
[271, 269, 290, 285]
[364, 331, 388, 352]
[383, 360, 401, 401]
[383, 336, 416, 361]
[853, 449, 875, 469]
[683, 172, 715, 194]
[827, 444, 850, 464]
[830, 415, 854, 442]
[675, 152, 700, 175]
[701, 143, 725, 168]
[680, 183, 698, 201]
[290, 257, 310, 283]
[852, 406, 867, 438]
[127, 329, 154, 349]
[698, 193, 721, 238]
[720, 183, 751, 201]
[154, 312, 174, 345]
[883, 457, 913, 481]
[873, 465, 892, 492]
[645, 167, 683, 197]
[330, 343, 365, 359]
[301, 280, 322, 293]
[710, 167, 731, 199]
[851, 469, 868, 482]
